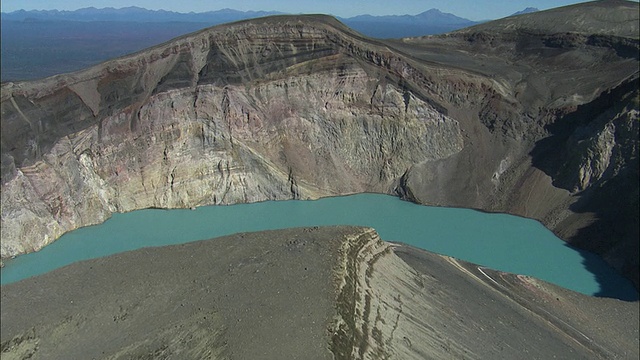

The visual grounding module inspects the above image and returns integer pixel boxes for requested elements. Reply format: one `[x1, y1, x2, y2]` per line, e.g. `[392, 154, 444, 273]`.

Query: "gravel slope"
[2, 226, 637, 359]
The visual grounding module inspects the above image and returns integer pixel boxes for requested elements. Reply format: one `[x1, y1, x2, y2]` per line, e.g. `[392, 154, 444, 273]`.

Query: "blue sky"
[0, 0, 619, 21]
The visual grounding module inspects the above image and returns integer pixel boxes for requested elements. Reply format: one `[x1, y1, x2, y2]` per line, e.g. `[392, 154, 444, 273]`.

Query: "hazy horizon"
[0, 0, 617, 21]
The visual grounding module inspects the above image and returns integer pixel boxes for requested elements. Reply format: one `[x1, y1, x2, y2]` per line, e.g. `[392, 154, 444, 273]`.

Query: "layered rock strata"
[1, 16, 464, 256]
[1, 3, 639, 287]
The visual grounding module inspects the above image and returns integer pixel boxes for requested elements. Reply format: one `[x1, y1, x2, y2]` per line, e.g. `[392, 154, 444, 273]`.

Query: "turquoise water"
[1, 194, 637, 300]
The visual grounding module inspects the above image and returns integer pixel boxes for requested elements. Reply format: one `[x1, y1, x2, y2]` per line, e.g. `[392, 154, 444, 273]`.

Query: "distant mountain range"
[341, 9, 477, 38]
[346, 8, 474, 25]
[0, 6, 537, 81]
[1, 7, 284, 23]
[511, 7, 540, 16]
[0, 6, 538, 38]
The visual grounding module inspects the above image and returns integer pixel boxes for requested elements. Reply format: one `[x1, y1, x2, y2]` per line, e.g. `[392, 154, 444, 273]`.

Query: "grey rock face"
[0, 17, 464, 257]
[1, 7, 638, 287]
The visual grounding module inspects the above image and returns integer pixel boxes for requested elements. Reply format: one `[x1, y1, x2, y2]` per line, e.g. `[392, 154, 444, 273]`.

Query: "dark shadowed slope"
[385, 0, 640, 288]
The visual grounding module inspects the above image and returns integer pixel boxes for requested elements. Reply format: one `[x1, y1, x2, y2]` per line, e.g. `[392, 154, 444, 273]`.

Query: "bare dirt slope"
[2, 227, 638, 359]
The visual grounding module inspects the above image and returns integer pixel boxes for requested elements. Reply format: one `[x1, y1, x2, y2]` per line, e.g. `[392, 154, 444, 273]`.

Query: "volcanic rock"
[1, 2, 638, 288]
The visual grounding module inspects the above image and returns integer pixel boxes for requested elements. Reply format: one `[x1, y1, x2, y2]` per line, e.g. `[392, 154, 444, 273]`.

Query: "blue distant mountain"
[344, 8, 474, 25]
[511, 7, 540, 16]
[0, 6, 480, 80]
[1, 7, 478, 38]
[0, 6, 285, 22]
[340, 9, 477, 38]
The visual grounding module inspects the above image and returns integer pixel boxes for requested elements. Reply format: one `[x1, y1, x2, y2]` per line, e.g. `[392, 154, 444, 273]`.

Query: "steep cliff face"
[532, 79, 639, 287]
[1, 5, 638, 287]
[387, 1, 640, 287]
[0, 17, 464, 257]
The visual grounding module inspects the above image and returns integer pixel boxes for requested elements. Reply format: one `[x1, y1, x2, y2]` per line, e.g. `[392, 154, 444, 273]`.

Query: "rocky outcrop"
[0, 16, 464, 257]
[386, 1, 640, 287]
[1, 4, 639, 288]
[331, 228, 639, 359]
[533, 79, 640, 287]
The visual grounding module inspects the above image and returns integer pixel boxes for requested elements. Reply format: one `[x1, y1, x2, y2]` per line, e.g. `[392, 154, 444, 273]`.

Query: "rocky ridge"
[1, 3, 639, 288]
[2, 227, 638, 359]
[1, 16, 465, 255]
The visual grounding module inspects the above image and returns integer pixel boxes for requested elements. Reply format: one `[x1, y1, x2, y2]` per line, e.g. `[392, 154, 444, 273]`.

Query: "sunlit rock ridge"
[1, 1, 638, 287]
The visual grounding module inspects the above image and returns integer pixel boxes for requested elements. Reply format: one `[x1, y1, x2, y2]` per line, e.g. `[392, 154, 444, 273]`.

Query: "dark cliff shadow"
[564, 175, 639, 301]
[530, 77, 637, 187]
[529, 78, 639, 301]
[564, 242, 639, 301]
